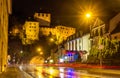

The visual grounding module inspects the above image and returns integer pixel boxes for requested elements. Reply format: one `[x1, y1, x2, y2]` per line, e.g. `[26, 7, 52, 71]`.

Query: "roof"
[111, 22, 120, 34]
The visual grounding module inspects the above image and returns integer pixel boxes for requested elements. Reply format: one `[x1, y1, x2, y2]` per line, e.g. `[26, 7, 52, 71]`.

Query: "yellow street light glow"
[40, 52, 43, 55]
[50, 38, 54, 42]
[85, 11, 92, 19]
[37, 48, 41, 52]
[50, 59, 53, 63]
[86, 13, 91, 18]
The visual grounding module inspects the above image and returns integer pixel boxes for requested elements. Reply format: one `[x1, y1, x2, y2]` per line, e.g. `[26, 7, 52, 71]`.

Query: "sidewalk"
[0, 66, 32, 78]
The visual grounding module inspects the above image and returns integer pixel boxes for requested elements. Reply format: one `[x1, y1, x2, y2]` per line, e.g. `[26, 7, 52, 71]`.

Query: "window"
[100, 28, 103, 35]
[46, 14, 48, 17]
[38, 13, 40, 16]
[42, 14, 44, 16]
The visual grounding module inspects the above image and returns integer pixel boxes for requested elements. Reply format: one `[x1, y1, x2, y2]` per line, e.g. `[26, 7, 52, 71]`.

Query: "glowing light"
[60, 73, 64, 78]
[59, 68, 64, 72]
[40, 52, 43, 55]
[64, 56, 67, 60]
[50, 38, 54, 42]
[37, 48, 41, 52]
[50, 59, 53, 63]
[45, 60, 47, 63]
[20, 50, 23, 53]
[49, 68, 54, 74]
[86, 13, 91, 18]
[59, 58, 64, 63]
[84, 11, 92, 19]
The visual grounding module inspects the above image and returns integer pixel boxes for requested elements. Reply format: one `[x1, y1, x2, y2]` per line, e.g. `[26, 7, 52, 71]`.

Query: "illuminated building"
[39, 25, 76, 44]
[40, 27, 55, 36]
[109, 12, 120, 41]
[34, 13, 51, 26]
[43, 25, 76, 63]
[90, 18, 106, 47]
[0, 0, 12, 72]
[64, 33, 90, 62]
[55, 25, 76, 41]
[9, 25, 22, 36]
[52, 25, 76, 44]
[22, 21, 39, 44]
[109, 13, 120, 53]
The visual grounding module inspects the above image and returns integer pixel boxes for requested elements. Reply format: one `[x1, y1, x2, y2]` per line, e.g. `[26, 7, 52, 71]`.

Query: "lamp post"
[85, 12, 93, 38]
[86, 13, 92, 18]
[85, 12, 103, 67]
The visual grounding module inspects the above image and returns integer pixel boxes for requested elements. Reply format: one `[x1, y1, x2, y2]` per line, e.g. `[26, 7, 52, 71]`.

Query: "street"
[21, 65, 120, 78]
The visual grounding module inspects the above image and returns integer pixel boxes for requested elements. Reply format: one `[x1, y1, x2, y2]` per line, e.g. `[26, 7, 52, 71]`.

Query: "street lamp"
[20, 50, 23, 54]
[40, 51, 43, 55]
[50, 38, 54, 42]
[86, 13, 91, 18]
[85, 12, 103, 67]
[37, 48, 41, 52]
[49, 59, 53, 63]
[85, 12, 92, 30]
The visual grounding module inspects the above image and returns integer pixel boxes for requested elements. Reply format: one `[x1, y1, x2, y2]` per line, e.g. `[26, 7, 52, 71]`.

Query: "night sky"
[10, 0, 120, 29]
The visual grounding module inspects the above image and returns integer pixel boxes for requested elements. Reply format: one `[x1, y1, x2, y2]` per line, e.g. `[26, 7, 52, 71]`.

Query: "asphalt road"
[21, 65, 120, 78]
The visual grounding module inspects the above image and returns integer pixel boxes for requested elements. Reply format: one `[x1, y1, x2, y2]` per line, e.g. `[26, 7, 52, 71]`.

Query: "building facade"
[22, 21, 39, 45]
[39, 25, 76, 44]
[63, 33, 90, 63]
[34, 13, 51, 26]
[54, 25, 76, 44]
[40, 27, 54, 36]
[0, 0, 12, 72]
[109, 12, 120, 41]
[109, 12, 120, 55]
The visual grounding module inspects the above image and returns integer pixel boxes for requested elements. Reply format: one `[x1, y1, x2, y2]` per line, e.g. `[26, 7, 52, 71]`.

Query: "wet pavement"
[0, 66, 32, 78]
[22, 65, 120, 78]
[1, 65, 120, 78]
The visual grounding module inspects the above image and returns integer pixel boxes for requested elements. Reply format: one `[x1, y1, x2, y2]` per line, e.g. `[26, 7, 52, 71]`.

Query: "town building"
[53, 25, 76, 44]
[22, 21, 39, 44]
[40, 26, 54, 36]
[63, 32, 90, 63]
[0, 0, 12, 72]
[39, 25, 76, 44]
[34, 13, 51, 26]
[109, 12, 120, 42]
[90, 18, 106, 47]
[87, 15, 120, 64]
